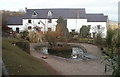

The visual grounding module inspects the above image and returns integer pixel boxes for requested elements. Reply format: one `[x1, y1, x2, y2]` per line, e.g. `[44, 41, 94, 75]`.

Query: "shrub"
[94, 33, 104, 45]
[56, 16, 69, 40]
[28, 31, 43, 43]
[106, 29, 115, 47]
[102, 47, 120, 75]
[16, 41, 30, 54]
[20, 31, 29, 40]
[112, 29, 120, 49]
[102, 29, 120, 75]
[44, 31, 57, 47]
[79, 25, 90, 38]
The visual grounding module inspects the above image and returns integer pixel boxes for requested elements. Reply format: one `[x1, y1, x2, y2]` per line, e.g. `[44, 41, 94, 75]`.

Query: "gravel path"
[30, 43, 111, 75]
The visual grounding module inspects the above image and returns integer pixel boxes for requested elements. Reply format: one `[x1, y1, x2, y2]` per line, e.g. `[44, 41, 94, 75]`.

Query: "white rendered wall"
[67, 19, 87, 32]
[23, 19, 88, 32]
[8, 25, 22, 32]
[8, 18, 108, 38]
[23, 19, 57, 32]
[87, 22, 107, 38]
[76, 19, 87, 32]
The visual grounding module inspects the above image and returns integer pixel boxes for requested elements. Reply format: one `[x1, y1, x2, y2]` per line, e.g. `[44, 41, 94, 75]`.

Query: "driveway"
[30, 43, 111, 75]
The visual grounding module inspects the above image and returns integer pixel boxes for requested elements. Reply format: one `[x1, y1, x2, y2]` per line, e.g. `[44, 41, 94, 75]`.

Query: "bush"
[44, 31, 57, 47]
[112, 29, 120, 48]
[102, 29, 120, 75]
[94, 34, 104, 45]
[3, 38, 30, 54]
[79, 25, 90, 38]
[20, 31, 29, 40]
[28, 31, 43, 43]
[16, 41, 30, 54]
[106, 29, 115, 47]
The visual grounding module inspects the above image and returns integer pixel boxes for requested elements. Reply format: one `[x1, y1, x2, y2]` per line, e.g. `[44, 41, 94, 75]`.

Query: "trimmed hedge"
[79, 38, 94, 44]
[16, 41, 30, 54]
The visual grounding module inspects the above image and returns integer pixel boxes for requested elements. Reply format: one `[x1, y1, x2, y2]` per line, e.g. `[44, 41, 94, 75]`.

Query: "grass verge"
[2, 38, 53, 75]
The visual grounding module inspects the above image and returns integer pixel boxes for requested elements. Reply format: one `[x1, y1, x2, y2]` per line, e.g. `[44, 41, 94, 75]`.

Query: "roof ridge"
[27, 8, 85, 10]
[86, 13, 103, 15]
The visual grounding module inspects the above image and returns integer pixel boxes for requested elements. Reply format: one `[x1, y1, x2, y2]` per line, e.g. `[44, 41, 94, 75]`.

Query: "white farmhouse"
[7, 8, 108, 38]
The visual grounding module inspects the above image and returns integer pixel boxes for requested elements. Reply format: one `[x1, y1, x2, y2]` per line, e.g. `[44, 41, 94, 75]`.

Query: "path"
[30, 43, 111, 75]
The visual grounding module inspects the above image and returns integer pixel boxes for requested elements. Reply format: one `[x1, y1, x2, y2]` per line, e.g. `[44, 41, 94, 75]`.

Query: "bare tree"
[91, 25, 105, 38]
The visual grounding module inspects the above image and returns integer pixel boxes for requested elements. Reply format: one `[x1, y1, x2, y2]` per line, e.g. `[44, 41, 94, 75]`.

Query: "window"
[16, 28, 19, 33]
[48, 19, 52, 23]
[71, 29, 76, 32]
[9, 28, 12, 31]
[48, 28, 51, 31]
[47, 11, 52, 18]
[88, 25, 91, 29]
[28, 20, 31, 23]
[32, 11, 37, 16]
[97, 25, 101, 29]
[38, 22, 40, 24]
[28, 26, 32, 30]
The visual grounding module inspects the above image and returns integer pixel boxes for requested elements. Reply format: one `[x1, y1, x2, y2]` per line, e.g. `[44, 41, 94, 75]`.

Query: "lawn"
[2, 38, 53, 75]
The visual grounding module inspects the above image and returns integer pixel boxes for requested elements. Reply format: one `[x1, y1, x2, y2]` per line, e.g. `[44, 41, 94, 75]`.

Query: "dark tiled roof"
[23, 8, 86, 19]
[86, 14, 108, 22]
[7, 9, 108, 25]
[7, 16, 23, 25]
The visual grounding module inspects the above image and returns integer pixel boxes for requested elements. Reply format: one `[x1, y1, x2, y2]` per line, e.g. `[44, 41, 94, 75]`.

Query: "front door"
[93, 32, 96, 38]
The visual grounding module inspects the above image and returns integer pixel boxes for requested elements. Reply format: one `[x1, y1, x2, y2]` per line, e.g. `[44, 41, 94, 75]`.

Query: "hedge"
[16, 41, 30, 54]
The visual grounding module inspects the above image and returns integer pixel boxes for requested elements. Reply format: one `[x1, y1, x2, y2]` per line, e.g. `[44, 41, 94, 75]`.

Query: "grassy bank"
[2, 38, 52, 75]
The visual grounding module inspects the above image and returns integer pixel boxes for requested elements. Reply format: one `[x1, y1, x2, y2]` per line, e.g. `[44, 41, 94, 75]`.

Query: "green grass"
[2, 38, 52, 75]
[79, 38, 93, 44]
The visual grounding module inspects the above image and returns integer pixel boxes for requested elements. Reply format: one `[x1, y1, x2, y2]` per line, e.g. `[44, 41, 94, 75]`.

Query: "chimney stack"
[25, 7, 27, 12]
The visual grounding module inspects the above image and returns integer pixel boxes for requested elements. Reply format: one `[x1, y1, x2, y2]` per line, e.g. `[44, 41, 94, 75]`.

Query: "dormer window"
[32, 11, 37, 16]
[47, 11, 53, 23]
[47, 11, 52, 18]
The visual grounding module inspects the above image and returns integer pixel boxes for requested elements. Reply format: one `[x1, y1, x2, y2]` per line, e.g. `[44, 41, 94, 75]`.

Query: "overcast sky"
[0, 0, 119, 21]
